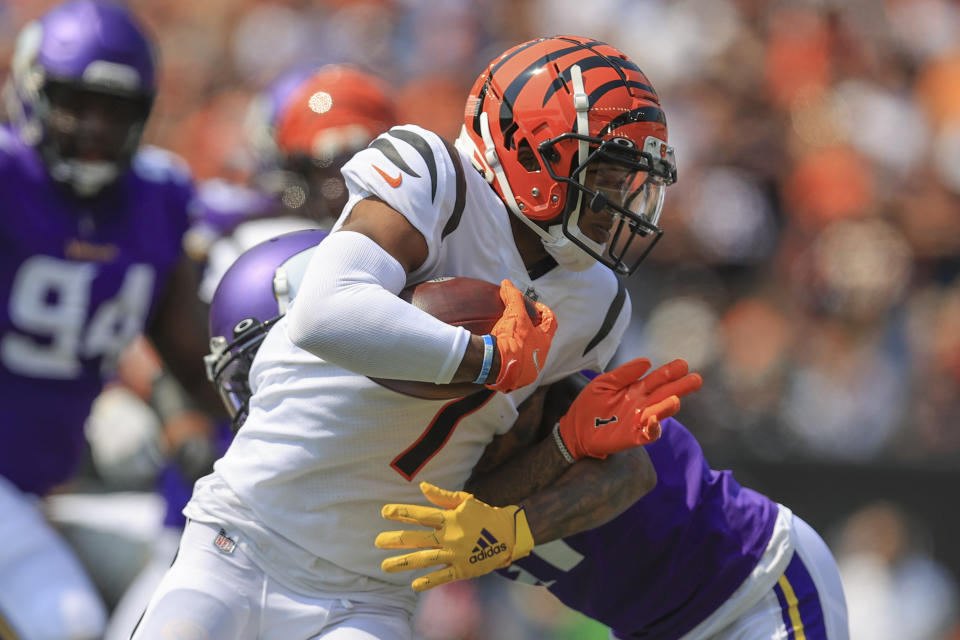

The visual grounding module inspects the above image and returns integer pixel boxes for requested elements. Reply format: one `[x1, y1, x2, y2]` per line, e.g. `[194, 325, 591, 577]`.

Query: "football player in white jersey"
[133, 36, 696, 640]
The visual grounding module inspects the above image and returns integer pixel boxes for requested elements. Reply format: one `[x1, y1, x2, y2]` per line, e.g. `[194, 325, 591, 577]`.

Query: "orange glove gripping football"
[556, 358, 703, 460]
[485, 280, 557, 393]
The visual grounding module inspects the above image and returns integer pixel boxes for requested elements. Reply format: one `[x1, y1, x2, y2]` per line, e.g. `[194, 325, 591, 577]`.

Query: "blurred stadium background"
[5, 0, 959, 637]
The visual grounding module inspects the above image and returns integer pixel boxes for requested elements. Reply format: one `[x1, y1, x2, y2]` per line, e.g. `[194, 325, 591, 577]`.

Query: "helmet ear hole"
[233, 318, 257, 336]
[516, 138, 541, 172]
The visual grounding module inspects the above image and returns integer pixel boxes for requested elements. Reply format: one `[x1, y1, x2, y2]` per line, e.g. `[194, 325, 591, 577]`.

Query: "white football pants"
[130, 520, 413, 640]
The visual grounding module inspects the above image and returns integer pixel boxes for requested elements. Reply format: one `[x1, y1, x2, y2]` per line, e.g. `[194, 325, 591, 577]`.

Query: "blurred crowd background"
[4, 0, 959, 637]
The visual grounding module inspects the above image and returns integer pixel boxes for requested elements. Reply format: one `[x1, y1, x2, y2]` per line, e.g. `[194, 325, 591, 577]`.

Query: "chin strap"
[454, 125, 489, 181]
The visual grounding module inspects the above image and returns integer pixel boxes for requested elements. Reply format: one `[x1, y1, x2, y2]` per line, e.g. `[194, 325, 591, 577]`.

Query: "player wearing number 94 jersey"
[0, 3, 213, 639]
[135, 35, 697, 640]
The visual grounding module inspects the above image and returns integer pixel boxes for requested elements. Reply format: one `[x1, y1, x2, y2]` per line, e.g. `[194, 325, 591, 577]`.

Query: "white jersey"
[185, 125, 632, 608]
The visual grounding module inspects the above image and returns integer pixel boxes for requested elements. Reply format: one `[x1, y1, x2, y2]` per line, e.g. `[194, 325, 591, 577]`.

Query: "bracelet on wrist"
[552, 423, 577, 465]
[473, 334, 495, 384]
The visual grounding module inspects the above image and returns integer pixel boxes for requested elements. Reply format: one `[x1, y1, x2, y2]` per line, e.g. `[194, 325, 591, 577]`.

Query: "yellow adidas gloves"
[375, 481, 535, 592]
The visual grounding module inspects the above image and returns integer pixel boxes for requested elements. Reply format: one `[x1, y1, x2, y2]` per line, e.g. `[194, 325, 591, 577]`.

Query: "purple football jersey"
[502, 418, 779, 639]
[188, 178, 278, 239]
[0, 125, 192, 496]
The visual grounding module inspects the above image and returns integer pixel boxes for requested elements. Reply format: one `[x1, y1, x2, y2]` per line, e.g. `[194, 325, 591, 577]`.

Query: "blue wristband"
[473, 334, 495, 384]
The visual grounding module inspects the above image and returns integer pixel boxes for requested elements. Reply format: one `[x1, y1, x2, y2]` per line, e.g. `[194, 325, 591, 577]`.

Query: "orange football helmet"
[272, 64, 397, 221]
[455, 36, 677, 275]
[275, 64, 396, 161]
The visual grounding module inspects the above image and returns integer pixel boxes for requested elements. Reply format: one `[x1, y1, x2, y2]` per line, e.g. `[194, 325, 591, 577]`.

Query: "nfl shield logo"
[214, 528, 236, 554]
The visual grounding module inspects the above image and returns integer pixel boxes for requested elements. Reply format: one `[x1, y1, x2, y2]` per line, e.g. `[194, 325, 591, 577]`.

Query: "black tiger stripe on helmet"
[493, 39, 655, 150]
[539, 53, 657, 107]
[481, 39, 606, 150]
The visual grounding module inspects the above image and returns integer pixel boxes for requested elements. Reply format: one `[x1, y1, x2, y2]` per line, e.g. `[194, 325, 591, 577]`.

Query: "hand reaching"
[555, 358, 702, 460]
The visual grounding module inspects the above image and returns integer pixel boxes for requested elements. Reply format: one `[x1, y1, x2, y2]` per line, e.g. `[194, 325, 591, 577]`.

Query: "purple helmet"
[204, 228, 328, 430]
[6, 0, 157, 197]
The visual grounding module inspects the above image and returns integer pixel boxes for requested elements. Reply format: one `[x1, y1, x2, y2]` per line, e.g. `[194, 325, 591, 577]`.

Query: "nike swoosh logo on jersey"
[372, 164, 402, 187]
[594, 416, 618, 428]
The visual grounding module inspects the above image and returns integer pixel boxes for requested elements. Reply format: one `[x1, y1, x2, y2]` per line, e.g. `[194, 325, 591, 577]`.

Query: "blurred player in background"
[177, 64, 312, 278]
[378, 373, 850, 639]
[132, 36, 700, 640]
[190, 63, 398, 303]
[0, 1, 216, 638]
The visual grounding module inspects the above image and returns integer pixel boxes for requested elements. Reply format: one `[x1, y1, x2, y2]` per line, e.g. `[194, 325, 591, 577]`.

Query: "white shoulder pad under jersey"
[583, 269, 632, 372]
[535, 261, 633, 379]
[339, 125, 465, 271]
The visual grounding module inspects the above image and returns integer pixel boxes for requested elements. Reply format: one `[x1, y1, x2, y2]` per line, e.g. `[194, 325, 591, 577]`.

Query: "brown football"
[369, 277, 540, 399]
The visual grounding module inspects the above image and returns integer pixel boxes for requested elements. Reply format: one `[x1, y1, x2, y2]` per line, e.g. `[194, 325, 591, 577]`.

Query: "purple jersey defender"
[502, 417, 779, 639]
[0, 0, 192, 497]
[0, 125, 193, 496]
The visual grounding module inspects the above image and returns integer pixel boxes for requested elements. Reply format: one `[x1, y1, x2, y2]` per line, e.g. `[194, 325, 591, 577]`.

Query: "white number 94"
[2, 255, 155, 379]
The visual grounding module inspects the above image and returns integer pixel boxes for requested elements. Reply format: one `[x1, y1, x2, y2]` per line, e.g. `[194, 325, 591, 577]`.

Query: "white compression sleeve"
[285, 230, 471, 384]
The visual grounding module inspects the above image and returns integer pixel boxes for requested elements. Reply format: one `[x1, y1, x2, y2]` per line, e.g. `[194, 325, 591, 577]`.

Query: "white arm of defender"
[285, 230, 470, 384]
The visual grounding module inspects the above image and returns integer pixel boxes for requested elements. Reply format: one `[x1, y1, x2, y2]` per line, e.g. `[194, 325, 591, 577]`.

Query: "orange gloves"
[555, 358, 702, 460]
[486, 280, 557, 393]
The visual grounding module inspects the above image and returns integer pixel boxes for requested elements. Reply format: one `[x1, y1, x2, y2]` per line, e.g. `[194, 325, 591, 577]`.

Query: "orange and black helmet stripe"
[540, 46, 657, 107]
[496, 40, 606, 148]
[484, 37, 660, 150]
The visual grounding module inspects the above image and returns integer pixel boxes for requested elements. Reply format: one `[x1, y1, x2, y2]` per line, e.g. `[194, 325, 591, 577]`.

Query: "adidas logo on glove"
[469, 528, 507, 564]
